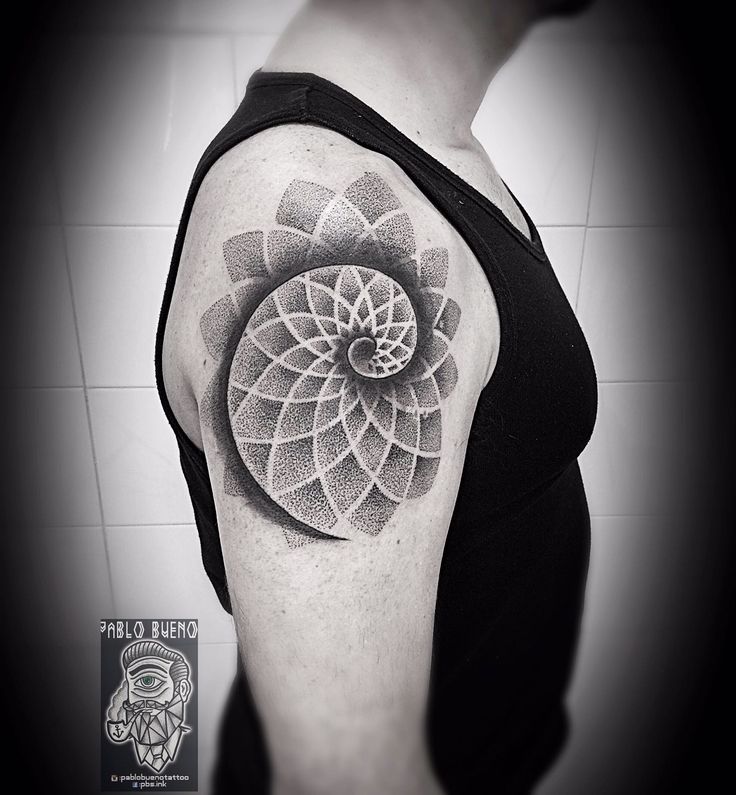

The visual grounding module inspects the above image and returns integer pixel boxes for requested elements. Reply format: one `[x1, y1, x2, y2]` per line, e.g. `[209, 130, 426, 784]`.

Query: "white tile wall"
[537, 226, 586, 309]
[106, 525, 236, 643]
[68, 227, 176, 387]
[88, 388, 195, 525]
[587, 45, 706, 227]
[15, 387, 101, 526]
[24, 526, 113, 645]
[22, 2, 703, 791]
[538, 515, 703, 795]
[234, 34, 280, 96]
[10, 226, 82, 387]
[578, 227, 699, 382]
[474, 41, 604, 225]
[580, 381, 699, 517]
[48, 35, 236, 225]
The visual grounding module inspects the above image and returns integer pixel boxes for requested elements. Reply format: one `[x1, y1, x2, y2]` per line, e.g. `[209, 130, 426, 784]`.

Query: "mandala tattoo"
[199, 173, 461, 547]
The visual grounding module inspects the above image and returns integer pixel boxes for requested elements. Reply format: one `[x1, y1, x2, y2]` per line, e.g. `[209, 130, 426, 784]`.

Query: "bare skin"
[161, 1, 592, 793]
[266, 0, 534, 240]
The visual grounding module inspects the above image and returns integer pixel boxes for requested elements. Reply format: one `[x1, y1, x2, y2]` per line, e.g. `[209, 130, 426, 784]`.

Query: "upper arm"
[170, 126, 497, 794]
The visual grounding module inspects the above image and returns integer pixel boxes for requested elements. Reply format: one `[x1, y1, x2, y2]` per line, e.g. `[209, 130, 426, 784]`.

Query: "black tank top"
[155, 71, 598, 794]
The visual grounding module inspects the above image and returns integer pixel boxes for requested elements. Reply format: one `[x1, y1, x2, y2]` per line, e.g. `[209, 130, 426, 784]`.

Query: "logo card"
[101, 620, 198, 791]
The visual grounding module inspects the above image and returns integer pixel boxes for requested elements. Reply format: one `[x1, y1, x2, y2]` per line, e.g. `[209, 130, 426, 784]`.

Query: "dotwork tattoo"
[199, 173, 461, 547]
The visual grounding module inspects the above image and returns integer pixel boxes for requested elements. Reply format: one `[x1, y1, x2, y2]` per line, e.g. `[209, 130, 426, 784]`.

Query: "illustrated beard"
[107, 688, 189, 771]
[125, 692, 185, 746]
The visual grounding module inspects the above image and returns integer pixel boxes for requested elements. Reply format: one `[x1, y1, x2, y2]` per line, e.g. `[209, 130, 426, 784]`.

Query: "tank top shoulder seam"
[250, 81, 522, 400]
[290, 87, 520, 399]
[291, 80, 521, 397]
[156, 76, 524, 458]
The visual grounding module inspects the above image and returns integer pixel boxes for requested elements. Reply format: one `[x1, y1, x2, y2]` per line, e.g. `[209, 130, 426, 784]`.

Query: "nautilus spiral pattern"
[199, 172, 461, 546]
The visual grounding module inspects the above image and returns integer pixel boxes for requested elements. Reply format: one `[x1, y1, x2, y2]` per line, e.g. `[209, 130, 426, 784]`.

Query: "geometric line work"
[200, 172, 461, 546]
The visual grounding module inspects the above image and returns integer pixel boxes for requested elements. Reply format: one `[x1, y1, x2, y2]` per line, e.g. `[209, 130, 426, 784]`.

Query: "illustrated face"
[125, 656, 176, 707]
[106, 641, 192, 774]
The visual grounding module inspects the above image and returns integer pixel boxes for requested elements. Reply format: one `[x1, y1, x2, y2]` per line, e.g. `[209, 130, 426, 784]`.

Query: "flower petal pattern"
[199, 172, 460, 545]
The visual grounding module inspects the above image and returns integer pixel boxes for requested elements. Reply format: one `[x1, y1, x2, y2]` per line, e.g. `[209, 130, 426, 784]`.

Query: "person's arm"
[187, 128, 497, 795]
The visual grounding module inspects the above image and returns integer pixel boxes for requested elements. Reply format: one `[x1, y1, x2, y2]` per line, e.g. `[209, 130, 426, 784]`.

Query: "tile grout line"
[574, 61, 606, 315]
[40, 82, 119, 617]
[59, 227, 118, 616]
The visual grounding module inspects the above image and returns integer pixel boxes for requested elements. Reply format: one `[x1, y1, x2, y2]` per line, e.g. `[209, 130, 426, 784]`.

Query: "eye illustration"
[199, 173, 461, 547]
[133, 674, 164, 692]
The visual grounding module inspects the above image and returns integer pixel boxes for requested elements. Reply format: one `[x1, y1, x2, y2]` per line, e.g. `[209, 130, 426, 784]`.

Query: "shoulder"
[164, 124, 498, 442]
[193, 124, 475, 265]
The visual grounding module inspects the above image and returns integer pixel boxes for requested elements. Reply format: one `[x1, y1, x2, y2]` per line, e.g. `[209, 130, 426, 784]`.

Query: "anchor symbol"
[112, 724, 123, 739]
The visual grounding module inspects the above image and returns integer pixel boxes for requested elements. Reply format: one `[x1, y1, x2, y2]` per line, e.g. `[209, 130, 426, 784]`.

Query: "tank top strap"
[156, 69, 548, 451]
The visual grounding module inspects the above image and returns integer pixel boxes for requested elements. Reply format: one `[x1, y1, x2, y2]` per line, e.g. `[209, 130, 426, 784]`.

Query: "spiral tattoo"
[199, 173, 461, 547]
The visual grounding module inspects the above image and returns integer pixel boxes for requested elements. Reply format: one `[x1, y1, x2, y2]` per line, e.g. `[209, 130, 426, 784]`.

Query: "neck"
[264, 0, 534, 150]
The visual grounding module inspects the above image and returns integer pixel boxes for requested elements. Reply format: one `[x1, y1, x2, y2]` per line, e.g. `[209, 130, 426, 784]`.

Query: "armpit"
[199, 172, 461, 547]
